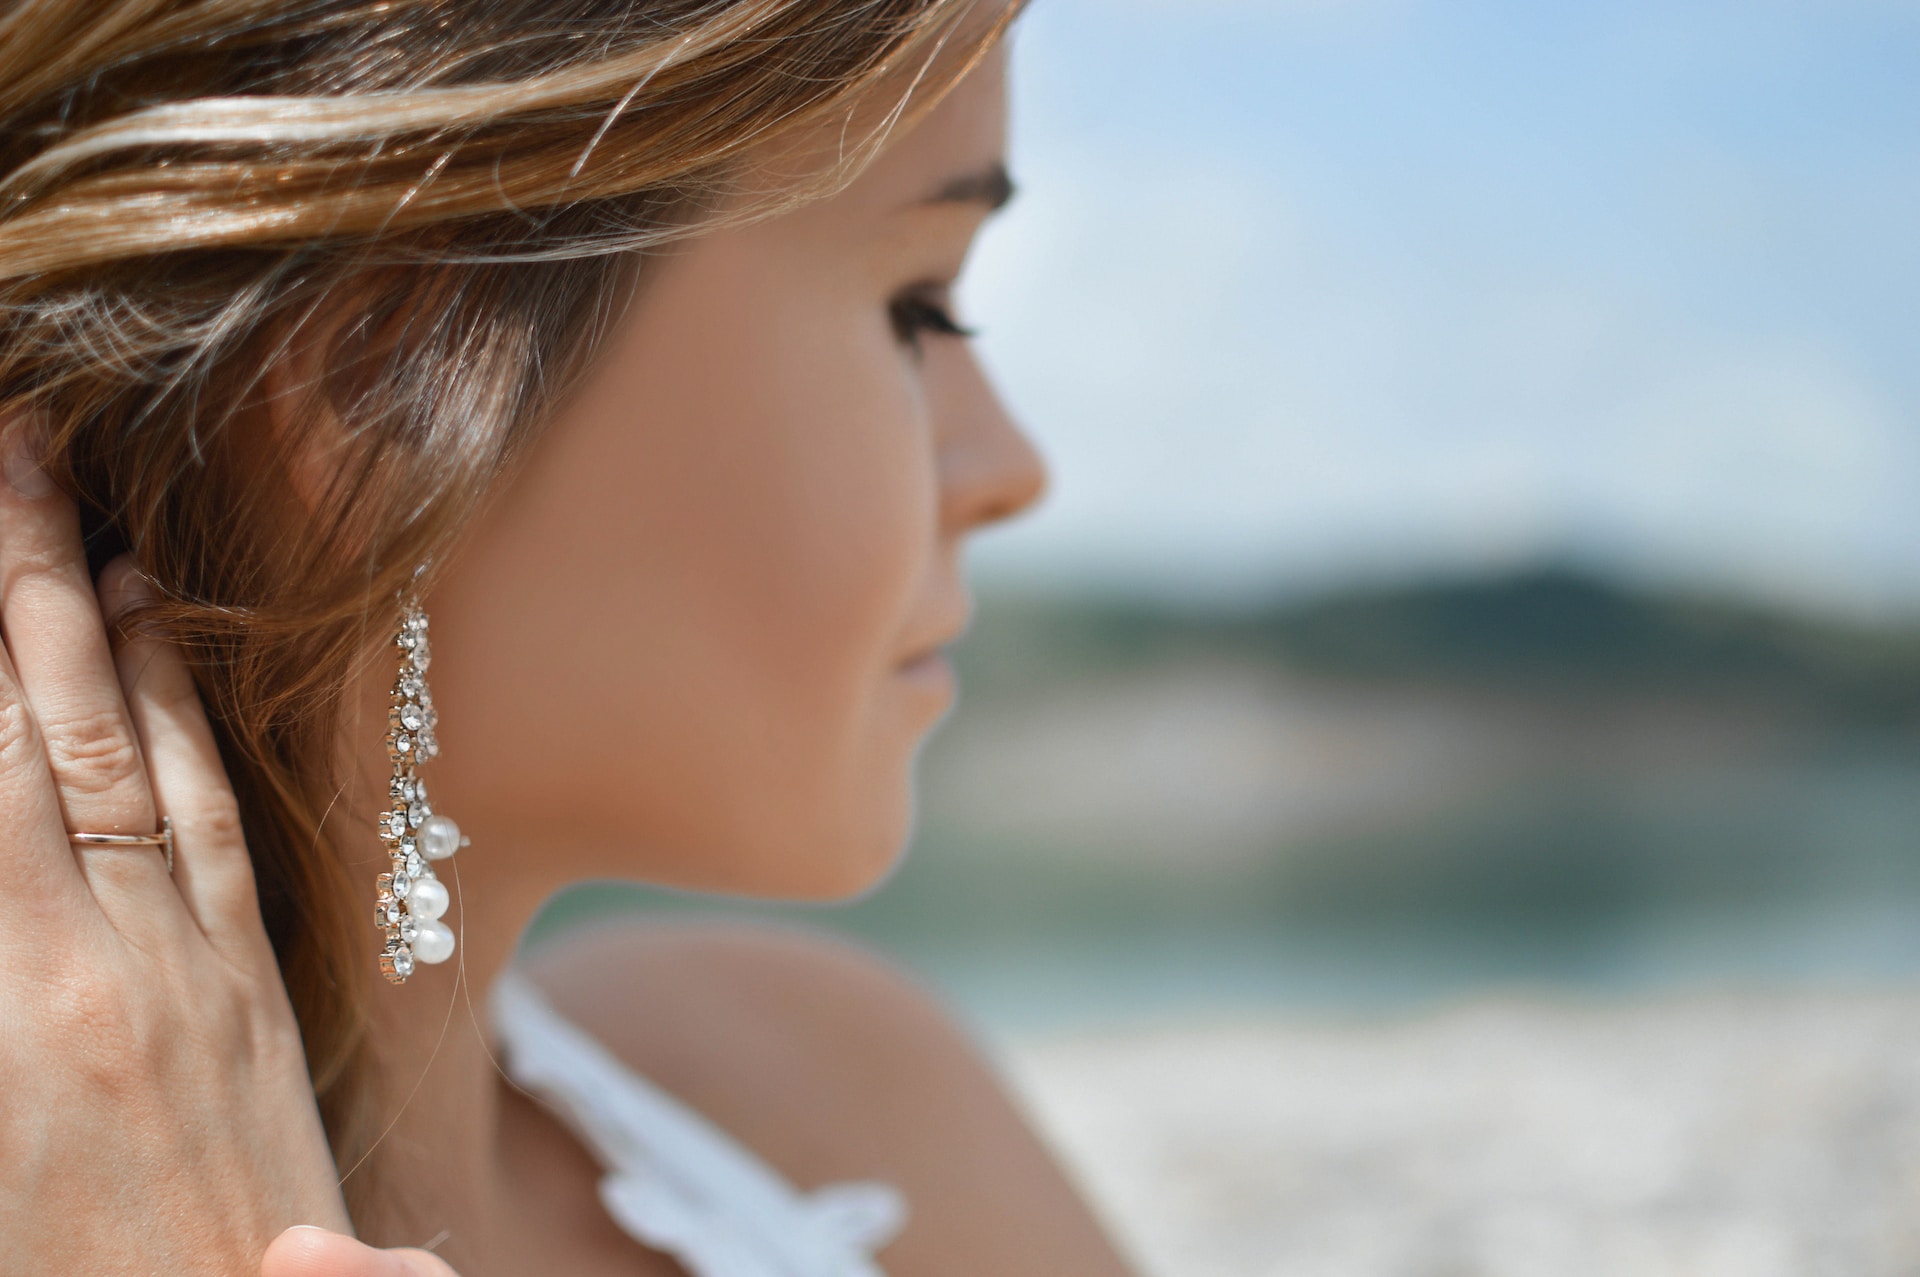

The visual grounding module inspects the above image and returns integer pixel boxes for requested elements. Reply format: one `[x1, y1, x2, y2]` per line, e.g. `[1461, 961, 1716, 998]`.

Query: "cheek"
[688, 316, 932, 715]
[431, 251, 936, 893]
[612, 299, 938, 879]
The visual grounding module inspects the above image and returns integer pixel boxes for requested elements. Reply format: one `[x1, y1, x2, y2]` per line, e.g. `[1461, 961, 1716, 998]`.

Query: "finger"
[262, 1228, 463, 1277]
[0, 421, 167, 912]
[0, 416, 96, 915]
[0, 615, 91, 918]
[102, 557, 266, 950]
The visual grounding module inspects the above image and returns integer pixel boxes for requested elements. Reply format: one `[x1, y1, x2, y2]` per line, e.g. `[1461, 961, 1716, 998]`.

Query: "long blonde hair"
[0, 0, 1009, 1209]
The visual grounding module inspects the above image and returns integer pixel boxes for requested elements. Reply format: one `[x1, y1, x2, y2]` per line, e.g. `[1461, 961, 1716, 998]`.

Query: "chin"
[764, 762, 921, 903]
[814, 836, 911, 902]
[784, 811, 914, 903]
[581, 730, 927, 902]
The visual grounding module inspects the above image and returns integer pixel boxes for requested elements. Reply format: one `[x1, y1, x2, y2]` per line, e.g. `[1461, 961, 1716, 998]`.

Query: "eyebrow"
[920, 162, 1017, 212]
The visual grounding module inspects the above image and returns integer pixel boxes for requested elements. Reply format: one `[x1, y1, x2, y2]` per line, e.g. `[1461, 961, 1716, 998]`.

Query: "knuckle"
[44, 706, 145, 796]
[9, 540, 77, 585]
[0, 695, 39, 772]
[44, 974, 143, 1083]
[43, 965, 236, 1102]
[196, 792, 247, 848]
[188, 986, 251, 1054]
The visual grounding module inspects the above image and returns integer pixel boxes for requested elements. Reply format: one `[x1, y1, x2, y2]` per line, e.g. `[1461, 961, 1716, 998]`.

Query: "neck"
[324, 652, 607, 1269]
[338, 798, 558, 1262]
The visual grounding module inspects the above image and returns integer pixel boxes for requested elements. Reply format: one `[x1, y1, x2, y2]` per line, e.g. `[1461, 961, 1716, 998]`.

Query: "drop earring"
[375, 594, 466, 984]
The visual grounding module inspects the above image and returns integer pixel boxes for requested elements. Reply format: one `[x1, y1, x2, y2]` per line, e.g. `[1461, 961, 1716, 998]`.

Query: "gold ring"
[70, 816, 174, 873]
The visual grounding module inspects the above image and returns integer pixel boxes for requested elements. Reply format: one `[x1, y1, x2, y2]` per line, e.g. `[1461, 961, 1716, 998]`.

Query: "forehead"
[747, 40, 1010, 226]
[844, 42, 1011, 210]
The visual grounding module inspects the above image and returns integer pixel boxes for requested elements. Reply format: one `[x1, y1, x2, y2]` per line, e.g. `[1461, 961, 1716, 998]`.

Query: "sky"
[960, 0, 1920, 615]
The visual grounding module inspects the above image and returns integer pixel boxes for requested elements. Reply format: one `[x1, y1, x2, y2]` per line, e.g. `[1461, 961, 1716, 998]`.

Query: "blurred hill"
[539, 566, 1920, 1026]
[959, 566, 1920, 722]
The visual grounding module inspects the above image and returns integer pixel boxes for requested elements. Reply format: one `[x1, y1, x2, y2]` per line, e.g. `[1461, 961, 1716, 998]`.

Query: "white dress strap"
[490, 969, 906, 1277]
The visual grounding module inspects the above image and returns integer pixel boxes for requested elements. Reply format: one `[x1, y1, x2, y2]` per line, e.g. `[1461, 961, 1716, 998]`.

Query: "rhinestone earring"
[375, 596, 466, 984]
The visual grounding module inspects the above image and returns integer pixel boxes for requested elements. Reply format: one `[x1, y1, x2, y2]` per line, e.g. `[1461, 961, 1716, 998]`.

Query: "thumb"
[262, 1226, 461, 1277]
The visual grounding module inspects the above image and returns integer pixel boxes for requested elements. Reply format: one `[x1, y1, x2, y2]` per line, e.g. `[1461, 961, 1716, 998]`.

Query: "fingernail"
[100, 559, 154, 623]
[4, 419, 53, 499]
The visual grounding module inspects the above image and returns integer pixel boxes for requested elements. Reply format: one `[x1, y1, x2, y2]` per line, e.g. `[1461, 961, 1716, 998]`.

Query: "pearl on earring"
[413, 918, 456, 965]
[420, 814, 463, 861]
[408, 875, 450, 922]
[376, 598, 467, 985]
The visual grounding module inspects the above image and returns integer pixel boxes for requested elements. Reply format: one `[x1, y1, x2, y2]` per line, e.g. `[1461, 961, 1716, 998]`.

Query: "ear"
[256, 285, 382, 521]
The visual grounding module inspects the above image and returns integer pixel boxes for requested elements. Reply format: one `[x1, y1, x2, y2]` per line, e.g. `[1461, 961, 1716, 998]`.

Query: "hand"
[264, 1228, 461, 1277]
[0, 415, 351, 1272]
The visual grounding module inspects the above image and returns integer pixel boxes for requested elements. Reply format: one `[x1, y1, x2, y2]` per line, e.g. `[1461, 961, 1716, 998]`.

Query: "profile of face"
[411, 46, 1043, 905]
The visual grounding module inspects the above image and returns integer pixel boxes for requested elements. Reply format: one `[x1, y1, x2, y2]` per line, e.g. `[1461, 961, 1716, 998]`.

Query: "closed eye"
[889, 287, 976, 353]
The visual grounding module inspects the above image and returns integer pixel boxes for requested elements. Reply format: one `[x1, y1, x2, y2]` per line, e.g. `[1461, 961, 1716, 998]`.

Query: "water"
[532, 735, 1920, 1035]
[521, 646, 1920, 1277]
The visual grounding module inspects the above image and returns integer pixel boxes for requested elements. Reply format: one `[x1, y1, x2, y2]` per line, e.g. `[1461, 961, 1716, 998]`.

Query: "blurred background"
[541, 3, 1920, 1273]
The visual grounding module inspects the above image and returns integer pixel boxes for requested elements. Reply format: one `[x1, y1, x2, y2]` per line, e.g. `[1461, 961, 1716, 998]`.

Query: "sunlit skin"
[0, 35, 1132, 1277]
[302, 44, 1134, 1275]
[414, 67, 1035, 907]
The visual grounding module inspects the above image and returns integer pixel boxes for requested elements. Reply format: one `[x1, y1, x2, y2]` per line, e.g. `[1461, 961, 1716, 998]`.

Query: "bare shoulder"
[522, 919, 1136, 1276]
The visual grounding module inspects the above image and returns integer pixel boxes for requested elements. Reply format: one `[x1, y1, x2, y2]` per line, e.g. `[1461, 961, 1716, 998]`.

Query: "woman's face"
[421, 47, 1043, 902]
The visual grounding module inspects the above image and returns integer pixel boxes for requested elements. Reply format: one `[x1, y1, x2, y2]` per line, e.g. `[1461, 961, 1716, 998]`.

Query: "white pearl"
[407, 876, 449, 922]
[420, 814, 462, 861]
[413, 918, 455, 965]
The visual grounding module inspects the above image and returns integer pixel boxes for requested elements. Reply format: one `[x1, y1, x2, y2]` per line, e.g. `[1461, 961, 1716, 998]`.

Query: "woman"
[0, 0, 1134, 1272]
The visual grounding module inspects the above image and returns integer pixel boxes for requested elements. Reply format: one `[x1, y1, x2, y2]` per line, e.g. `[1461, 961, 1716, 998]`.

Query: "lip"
[894, 646, 958, 699]
[895, 597, 973, 676]
[896, 646, 955, 682]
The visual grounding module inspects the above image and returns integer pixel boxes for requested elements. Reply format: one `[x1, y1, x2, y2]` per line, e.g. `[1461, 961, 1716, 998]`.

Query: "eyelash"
[889, 288, 977, 351]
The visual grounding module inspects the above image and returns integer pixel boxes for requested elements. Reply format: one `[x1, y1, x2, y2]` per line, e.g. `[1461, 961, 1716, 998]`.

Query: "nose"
[936, 350, 1048, 536]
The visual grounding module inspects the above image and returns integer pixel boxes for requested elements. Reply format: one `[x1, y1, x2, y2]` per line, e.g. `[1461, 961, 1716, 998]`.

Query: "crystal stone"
[384, 900, 403, 927]
[405, 851, 425, 877]
[385, 810, 408, 839]
[394, 732, 413, 755]
[392, 871, 411, 899]
[408, 801, 427, 828]
[389, 776, 415, 802]
[392, 946, 415, 979]
[399, 702, 425, 732]
[410, 636, 431, 671]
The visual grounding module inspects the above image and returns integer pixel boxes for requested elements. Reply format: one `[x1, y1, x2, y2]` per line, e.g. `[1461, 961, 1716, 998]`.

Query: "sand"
[1001, 992, 1920, 1277]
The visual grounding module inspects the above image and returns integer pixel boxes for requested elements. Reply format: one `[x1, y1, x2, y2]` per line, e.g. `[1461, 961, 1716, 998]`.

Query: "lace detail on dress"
[490, 969, 906, 1277]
